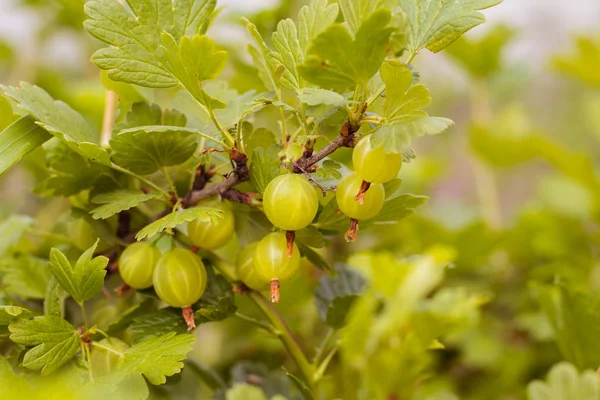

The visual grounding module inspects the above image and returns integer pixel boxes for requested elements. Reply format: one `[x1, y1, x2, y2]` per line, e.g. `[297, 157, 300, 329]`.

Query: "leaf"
[297, 243, 331, 272]
[91, 190, 163, 219]
[136, 207, 222, 241]
[243, 18, 278, 92]
[120, 102, 188, 129]
[110, 126, 198, 175]
[47, 240, 109, 304]
[400, 0, 503, 54]
[160, 33, 228, 109]
[315, 266, 367, 328]
[0, 306, 33, 325]
[339, 0, 395, 34]
[249, 145, 282, 195]
[129, 308, 188, 343]
[535, 284, 600, 370]
[2, 83, 108, 164]
[0, 215, 32, 257]
[553, 37, 600, 87]
[84, 0, 216, 88]
[284, 369, 315, 400]
[315, 159, 343, 180]
[104, 298, 157, 336]
[0, 255, 53, 299]
[297, 88, 350, 106]
[383, 178, 403, 199]
[225, 384, 268, 400]
[298, 0, 339, 54]
[527, 362, 600, 400]
[364, 194, 429, 226]
[299, 10, 395, 91]
[9, 315, 80, 375]
[0, 115, 51, 176]
[295, 225, 326, 248]
[44, 277, 66, 317]
[270, 18, 304, 91]
[243, 127, 277, 161]
[371, 61, 453, 153]
[315, 197, 349, 234]
[185, 359, 227, 391]
[118, 332, 195, 385]
[193, 265, 237, 323]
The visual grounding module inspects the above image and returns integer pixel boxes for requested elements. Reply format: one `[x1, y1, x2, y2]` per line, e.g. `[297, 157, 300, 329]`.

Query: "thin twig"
[100, 90, 118, 146]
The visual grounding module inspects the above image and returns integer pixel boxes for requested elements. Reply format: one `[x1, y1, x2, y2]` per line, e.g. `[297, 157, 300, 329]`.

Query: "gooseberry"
[153, 248, 207, 330]
[236, 243, 270, 291]
[253, 232, 301, 303]
[352, 136, 402, 184]
[188, 199, 235, 250]
[336, 172, 385, 221]
[118, 242, 161, 289]
[263, 174, 319, 231]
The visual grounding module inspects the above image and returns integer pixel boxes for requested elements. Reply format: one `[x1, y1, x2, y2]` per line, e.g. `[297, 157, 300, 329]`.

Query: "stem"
[82, 342, 95, 383]
[79, 302, 89, 331]
[110, 163, 172, 200]
[186, 173, 240, 206]
[100, 90, 117, 146]
[249, 291, 316, 393]
[207, 106, 235, 147]
[234, 311, 277, 335]
[277, 88, 288, 144]
[193, 131, 228, 148]
[91, 341, 124, 357]
[160, 166, 178, 196]
[312, 327, 335, 364]
[314, 345, 338, 382]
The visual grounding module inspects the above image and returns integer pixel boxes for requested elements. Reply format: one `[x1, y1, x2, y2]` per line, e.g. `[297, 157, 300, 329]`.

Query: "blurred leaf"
[315, 159, 343, 180]
[135, 207, 222, 241]
[119, 102, 187, 129]
[100, 71, 145, 103]
[44, 278, 66, 318]
[0, 306, 33, 325]
[316, 197, 348, 234]
[371, 61, 453, 153]
[446, 25, 515, 77]
[193, 266, 237, 323]
[48, 240, 108, 304]
[298, 0, 339, 53]
[234, 206, 272, 247]
[0, 255, 53, 299]
[9, 315, 80, 375]
[226, 384, 268, 400]
[90, 190, 163, 220]
[284, 369, 314, 399]
[298, 10, 395, 91]
[339, 0, 395, 35]
[110, 126, 198, 175]
[249, 145, 282, 195]
[84, 0, 216, 88]
[297, 243, 331, 271]
[118, 332, 195, 385]
[243, 127, 277, 161]
[0, 115, 52, 176]
[527, 362, 600, 400]
[383, 178, 403, 199]
[2, 83, 108, 164]
[0, 215, 32, 257]
[104, 298, 156, 336]
[364, 194, 429, 226]
[185, 359, 227, 391]
[554, 36, 600, 86]
[400, 0, 503, 54]
[295, 225, 326, 248]
[315, 266, 366, 327]
[536, 284, 600, 370]
[297, 88, 349, 106]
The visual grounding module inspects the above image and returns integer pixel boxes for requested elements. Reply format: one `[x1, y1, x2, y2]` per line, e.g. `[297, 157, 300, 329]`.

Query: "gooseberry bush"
[0, 0, 513, 398]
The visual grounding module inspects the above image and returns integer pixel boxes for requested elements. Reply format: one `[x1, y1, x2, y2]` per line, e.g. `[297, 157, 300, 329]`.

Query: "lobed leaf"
[315, 266, 367, 328]
[9, 315, 80, 375]
[0, 115, 51, 176]
[91, 190, 163, 219]
[527, 362, 600, 400]
[135, 207, 223, 240]
[193, 266, 237, 323]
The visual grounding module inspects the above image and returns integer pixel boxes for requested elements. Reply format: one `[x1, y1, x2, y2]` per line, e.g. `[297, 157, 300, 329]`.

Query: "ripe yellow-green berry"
[236, 243, 270, 291]
[263, 174, 319, 231]
[352, 136, 402, 184]
[188, 199, 235, 250]
[119, 242, 161, 289]
[336, 172, 385, 221]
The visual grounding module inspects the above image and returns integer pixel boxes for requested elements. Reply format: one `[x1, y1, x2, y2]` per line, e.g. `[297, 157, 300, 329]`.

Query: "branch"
[186, 173, 241, 206]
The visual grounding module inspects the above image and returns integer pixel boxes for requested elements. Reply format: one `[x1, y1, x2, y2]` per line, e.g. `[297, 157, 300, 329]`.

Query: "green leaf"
[44, 277, 66, 317]
[553, 37, 600, 87]
[297, 88, 350, 106]
[249, 145, 282, 195]
[0, 115, 51, 176]
[91, 190, 163, 220]
[135, 207, 223, 241]
[298, 0, 339, 54]
[193, 266, 237, 323]
[160, 33, 228, 109]
[285, 369, 315, 400]
[225, 384, 268, 400]
[47, 240, 109, 304]
[9, 315, 80, 375]
[315, 159, 343, 180]
[0, 255, 53, 299]
[295, 225, 326, 248]
[243, 127, 277, 162]
[298, 10, 395, 91]
[0, 306, 33, 325]
[270, 19, 304, 91]
[315, 266, 367, 328]
[297, 243, 331, 272]
[400, 0, 503, 54]
[2, 83, 108, 164]
[364, 194, 429, 226]
[104, 298, 157, 336]
[339, 0, 395, 34]
[84, 0, 216, 88]
[371, 61, 453, 153]
[120, 102, 188, 129]
[130, 308, 188, 343]
[243, 18, 278, 92]
[527, 362, 600, 400]
[536, 284, 600, 370]
[316, 197, 349, 234]
[110, 126, 198, 175]
[0, 215, 32, 257]
[118, 332, 195, 385]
